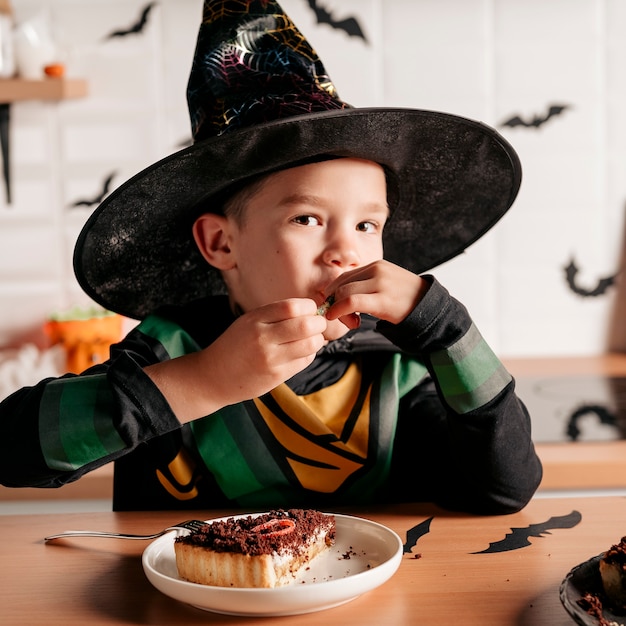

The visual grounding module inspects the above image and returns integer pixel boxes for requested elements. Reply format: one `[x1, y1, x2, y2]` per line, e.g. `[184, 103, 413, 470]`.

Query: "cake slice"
[174, 509, 336, 588]
[599, 535, 626, 608]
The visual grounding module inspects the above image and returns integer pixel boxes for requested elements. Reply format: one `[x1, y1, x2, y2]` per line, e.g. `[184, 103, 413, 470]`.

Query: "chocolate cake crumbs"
[175, 509, 335, 556]
[340, 546, 367, 560]
[577, 592, 615, 626]
[604, 537, 626, 566]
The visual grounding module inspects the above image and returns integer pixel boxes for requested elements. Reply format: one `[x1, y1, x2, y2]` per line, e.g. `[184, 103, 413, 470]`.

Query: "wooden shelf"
[0, 77, 88, 103]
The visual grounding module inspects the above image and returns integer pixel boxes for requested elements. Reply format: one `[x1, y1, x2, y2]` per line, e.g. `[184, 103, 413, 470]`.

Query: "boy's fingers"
[256, 298, 319, 321]
[338, 313, 361, 330]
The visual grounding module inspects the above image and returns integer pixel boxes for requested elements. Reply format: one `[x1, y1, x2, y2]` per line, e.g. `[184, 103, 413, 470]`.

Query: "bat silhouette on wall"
[501, 104, 569, 129]
[564, 258, 617, 298]
[70, 172, 117, 208]
[306, 0, 367, 42]
[566, 404, 617, 441]
[403, 517, 433, 554]
[105, 3, 156, 40]
[473, 510, 582, 553]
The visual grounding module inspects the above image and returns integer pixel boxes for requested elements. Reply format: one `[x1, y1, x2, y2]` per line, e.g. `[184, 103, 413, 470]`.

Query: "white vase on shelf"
[0, 2, 15, 78]
[12, 12, 55, 80]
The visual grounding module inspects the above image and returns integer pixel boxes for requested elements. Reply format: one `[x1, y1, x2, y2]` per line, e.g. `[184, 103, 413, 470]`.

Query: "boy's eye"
[292, 215, 319, 226]
[357, 221, 378, 233]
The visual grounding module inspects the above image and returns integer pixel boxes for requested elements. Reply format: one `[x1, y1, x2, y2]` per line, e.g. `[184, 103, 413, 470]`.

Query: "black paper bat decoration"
[566, 404, 617, 441]
[306, 0, 367, 42]
[105, 3, 156, 40]
[70, 172, 116, 208]
[501, 104, 569, 129]
[403, 517, 433, 554]
[473, 510, 582, 554]
[564, 258, 617, 298]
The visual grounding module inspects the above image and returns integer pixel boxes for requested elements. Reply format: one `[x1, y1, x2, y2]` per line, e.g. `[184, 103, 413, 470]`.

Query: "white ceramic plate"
[142, 512, 403, 617]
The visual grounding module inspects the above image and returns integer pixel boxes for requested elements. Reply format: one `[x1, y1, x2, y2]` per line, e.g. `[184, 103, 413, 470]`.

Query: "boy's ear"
[192, 213, 236, 270]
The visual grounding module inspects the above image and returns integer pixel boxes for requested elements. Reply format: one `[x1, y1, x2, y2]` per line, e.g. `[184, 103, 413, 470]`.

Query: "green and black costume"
[0, 277, 542, 513]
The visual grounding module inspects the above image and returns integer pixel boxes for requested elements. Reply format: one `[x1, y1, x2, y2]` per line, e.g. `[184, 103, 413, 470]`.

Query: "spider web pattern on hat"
[188, 0, 346, 142]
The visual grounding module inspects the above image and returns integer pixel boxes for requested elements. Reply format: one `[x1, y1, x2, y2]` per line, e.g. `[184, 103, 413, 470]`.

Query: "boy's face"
[219, 158, 389, 340]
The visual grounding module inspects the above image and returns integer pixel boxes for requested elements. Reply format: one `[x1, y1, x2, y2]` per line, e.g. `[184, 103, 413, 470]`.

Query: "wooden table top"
[1, 495, 624, 625]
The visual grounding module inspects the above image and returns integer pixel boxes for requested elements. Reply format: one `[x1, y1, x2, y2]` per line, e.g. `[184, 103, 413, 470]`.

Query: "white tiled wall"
[1, 0, 625, 359]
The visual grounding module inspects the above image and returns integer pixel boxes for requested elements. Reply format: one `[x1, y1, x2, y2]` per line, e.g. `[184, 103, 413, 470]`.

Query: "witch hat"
[74, 0, 521, 319]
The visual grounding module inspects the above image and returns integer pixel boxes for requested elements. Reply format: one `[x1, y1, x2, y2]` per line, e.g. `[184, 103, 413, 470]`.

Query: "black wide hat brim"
[74, 108, 521, 319]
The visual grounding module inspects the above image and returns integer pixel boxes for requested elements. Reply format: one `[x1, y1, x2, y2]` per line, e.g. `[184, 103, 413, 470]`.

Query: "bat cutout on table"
[403, 517, 433, 554]
[473, 510, 582, 554]
[564, 258, 618, 298]
[306, 0, 367, 42]
[566, 404, 617, 441]
[105, 2, 156, 40]
[500, 104, 569, 129]
[70, 172, 117, 208]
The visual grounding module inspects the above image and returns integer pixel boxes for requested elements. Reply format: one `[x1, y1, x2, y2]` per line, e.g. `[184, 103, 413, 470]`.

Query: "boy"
[0, 0, 541, 513]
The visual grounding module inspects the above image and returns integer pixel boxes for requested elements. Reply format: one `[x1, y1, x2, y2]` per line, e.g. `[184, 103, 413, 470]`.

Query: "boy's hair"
[219, 157, 395, 226]
[220, 174, 269, 225]
[219, 160, 399, 228]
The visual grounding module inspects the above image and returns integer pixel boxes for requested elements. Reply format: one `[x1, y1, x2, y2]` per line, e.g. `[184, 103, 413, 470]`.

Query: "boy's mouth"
[316, 294, 335, 316]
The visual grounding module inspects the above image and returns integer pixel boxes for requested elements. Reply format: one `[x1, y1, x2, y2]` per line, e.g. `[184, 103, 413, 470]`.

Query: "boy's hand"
[198, 298, 327, 407]
[323, 260, 429, 326]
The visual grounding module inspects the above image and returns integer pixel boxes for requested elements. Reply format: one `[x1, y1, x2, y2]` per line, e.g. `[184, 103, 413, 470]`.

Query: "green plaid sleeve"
[136, 315, 200, 358]
[430, 323, 512, 414]
[39, 315, 200, 473]
[39, 374, 126, 471]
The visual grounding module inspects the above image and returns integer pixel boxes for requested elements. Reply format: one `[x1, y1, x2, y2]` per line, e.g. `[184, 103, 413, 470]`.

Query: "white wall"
[1, 0, 624, 358]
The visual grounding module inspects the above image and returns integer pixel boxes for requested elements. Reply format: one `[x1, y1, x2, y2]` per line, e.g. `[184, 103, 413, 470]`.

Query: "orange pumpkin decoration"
[44, 63, 66, 78]
[44, 312, 123, 374]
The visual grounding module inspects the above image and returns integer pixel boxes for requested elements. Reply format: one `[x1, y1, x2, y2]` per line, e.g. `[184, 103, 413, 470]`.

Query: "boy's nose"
[322, 237, 359, 267]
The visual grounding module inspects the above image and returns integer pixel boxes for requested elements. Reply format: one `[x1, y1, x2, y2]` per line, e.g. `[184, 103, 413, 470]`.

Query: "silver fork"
[44, 519, 206, 542]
